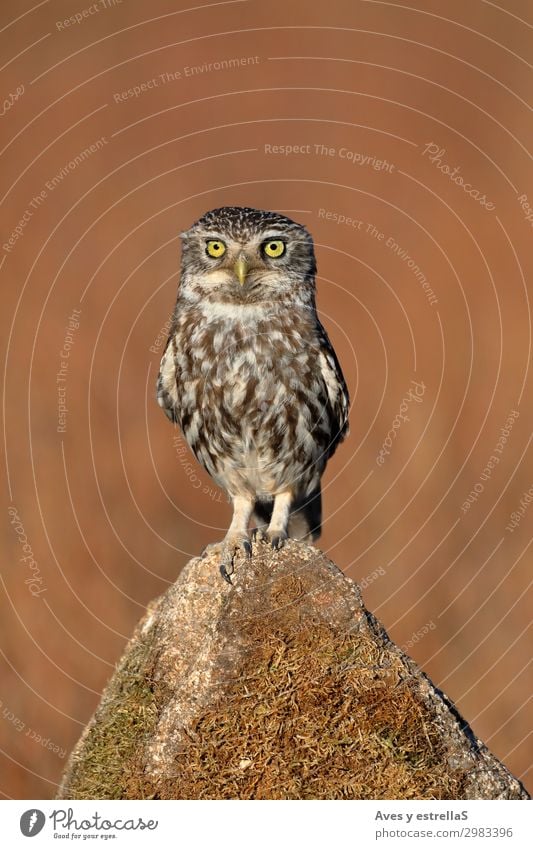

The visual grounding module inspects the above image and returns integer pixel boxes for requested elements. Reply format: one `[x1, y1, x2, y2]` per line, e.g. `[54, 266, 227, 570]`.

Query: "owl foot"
[251, 527, 288, 549]
[266, 529, 288, 550]
[220, 535, 252, 583]
[201, 536, 252, 584]
[263, 491, 292, 551]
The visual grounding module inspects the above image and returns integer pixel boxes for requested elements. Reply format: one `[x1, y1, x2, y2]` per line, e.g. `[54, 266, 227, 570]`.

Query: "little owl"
[157, 206, 349, 581]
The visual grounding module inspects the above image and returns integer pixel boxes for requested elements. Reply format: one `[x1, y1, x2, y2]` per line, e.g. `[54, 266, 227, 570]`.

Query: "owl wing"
[316, 321, 350, 458]
[156, 331, 180, 423]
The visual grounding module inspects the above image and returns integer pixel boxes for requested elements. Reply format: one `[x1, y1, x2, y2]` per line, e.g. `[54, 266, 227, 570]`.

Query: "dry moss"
[150, 624, 466, 799]
[63, 629, 162, 800]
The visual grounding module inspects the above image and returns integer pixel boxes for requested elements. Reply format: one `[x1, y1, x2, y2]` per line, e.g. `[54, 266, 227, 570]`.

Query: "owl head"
[179, 207, 317, 305]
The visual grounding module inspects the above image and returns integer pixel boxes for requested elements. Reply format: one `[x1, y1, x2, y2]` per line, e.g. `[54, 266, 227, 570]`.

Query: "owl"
[157, 207, 349, 582]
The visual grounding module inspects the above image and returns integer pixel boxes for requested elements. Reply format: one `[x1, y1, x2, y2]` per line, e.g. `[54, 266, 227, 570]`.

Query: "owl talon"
[219, 563, 233, 584]
[269, 532, 288, 550]
[208, 533, 252, 583]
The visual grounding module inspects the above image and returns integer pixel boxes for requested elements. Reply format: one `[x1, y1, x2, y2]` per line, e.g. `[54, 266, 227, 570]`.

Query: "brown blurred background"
[1, 0, 531, 798]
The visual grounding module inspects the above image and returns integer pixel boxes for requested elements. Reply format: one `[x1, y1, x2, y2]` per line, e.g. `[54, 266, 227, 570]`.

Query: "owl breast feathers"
[157, 206, 349, 576]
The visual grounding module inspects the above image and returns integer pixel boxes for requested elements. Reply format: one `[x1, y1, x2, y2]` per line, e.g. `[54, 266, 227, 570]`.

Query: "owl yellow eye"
[263, 239, 285, 258]
[206, 240, 226, 258]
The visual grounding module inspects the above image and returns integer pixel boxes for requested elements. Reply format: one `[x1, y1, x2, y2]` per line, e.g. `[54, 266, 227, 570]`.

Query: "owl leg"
[266, 490, 293, 549]
[217, 495, 254, 583]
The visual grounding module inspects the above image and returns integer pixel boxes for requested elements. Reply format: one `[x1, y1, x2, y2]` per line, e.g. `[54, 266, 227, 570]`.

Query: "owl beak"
[234, 253, 249, 286]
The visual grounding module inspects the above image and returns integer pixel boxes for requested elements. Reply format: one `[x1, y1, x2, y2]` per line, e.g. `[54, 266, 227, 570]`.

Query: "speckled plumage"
[157, 206, 349, 579]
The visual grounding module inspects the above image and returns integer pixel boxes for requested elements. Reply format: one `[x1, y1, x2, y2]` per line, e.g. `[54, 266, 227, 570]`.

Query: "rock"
[57, 541, 529, 800]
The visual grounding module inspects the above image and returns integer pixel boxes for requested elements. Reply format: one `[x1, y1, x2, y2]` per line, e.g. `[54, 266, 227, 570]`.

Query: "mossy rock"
[58, 542, 529, 800]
